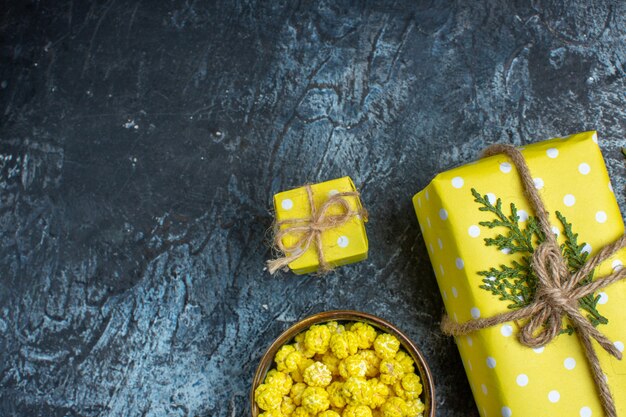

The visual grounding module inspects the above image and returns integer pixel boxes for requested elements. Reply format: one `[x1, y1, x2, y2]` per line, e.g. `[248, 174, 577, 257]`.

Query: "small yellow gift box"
[413, 131, 626, 416]
[269, 177, 368, 275]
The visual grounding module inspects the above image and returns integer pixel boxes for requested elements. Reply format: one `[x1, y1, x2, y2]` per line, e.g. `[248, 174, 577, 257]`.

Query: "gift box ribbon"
[441, 144, 626, 417]
[267, 185, 368, 274]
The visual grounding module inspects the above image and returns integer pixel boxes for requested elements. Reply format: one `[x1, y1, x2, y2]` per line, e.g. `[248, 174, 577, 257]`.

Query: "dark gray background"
[1, 1, 625, 416]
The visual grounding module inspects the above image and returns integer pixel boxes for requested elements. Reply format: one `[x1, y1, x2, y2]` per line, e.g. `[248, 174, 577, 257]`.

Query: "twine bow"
[441, 144, 626, 417]
[267, 185, 367, 274]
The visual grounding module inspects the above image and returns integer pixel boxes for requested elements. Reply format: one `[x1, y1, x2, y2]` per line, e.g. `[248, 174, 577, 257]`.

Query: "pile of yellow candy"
[254, 321, 425, 417]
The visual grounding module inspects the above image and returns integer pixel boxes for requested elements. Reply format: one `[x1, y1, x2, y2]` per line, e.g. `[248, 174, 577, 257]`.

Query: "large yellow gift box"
[271, 177, 368, 275]
[413, 131, 626, 416]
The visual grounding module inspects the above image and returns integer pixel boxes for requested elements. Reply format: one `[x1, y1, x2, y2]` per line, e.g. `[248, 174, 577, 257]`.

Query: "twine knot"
[267, 185, 367, 274]
[518, 242, 571, 347]
[441, 144, 626, 417]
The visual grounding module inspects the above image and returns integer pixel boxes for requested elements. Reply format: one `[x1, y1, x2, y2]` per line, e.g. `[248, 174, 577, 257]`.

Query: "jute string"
[441, 144, 626, 417]
[267, 185, 367, 274]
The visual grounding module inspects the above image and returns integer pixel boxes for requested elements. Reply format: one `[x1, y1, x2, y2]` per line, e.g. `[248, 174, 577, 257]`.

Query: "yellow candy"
[404, 399, 425, 417]
[358, 350, 381, 378]
[339, 355, 368, 379]
[260, 410, 284, 417]
[401, 373, 421, 391]
[366, 378, 389, 409]
[304, 324, 332, 355]
[256, 383, 283, 411]
[265, 370, 293, 396]
[301, 386, 330, 414]
[285, 351, 307, 373]
[373, 334, 400, 360]
[301, 358, 315, 371]
[276, 345, 297, 371]
[330, 331, 360, 359]
[285, 352, 314, 382]
[281, 396, 296, 415]
[394, 351, 415, 375]
[291, 369, 305, 383]
[321, 352, 341, 376]
[327, 381, 347, 408]
[342, 404, 373, 417]
[294, 332, 306, 345]
[350, 323, 377, 349]
[326, 321, 345, 335]
[342, 376, 371, 405]
[395, 373, 422, 400]
[319, 411, 342, 417]
[290, 382, 307, 406]
[303, 361, 332, 387]
[292, 407, 311, 417]
[380, 397, 407, 417]
[294, 333, 316, 358]
[379, 359, 405, 385]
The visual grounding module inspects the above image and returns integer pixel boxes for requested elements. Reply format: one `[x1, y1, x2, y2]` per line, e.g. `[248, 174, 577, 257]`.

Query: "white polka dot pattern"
[547, 148, 559, 158]
[500, 162, 512, 173]
[281, 199, 294, 210]
[578, 163, 590, 175]
[580, 406, 592, 417]
[548, 390, 560, 403]
[455, 258, 464, 269]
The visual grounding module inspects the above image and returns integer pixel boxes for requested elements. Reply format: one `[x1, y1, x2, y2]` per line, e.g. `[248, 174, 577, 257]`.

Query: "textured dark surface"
[1, 1, 625, 416]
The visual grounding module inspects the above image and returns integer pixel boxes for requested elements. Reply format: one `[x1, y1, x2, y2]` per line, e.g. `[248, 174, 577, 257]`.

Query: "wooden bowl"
[251, 310, 435, 417]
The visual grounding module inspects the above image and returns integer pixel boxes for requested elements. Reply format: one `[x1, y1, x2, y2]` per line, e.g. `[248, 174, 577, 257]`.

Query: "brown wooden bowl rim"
[250, 310, 436, 417]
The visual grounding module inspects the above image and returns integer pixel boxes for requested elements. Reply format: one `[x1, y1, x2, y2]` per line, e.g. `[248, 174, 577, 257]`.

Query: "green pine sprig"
[472, 188, 608, 334]
[557, 211, 607, 328]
